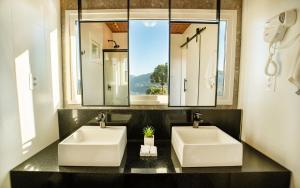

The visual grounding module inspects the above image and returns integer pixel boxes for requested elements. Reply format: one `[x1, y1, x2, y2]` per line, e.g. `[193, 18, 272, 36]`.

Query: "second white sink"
[58, 126, 127, 167]
[172, 126, 243, 167]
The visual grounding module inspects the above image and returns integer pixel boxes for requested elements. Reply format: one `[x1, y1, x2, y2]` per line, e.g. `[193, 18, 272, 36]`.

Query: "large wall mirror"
[65, 0, 237, 107]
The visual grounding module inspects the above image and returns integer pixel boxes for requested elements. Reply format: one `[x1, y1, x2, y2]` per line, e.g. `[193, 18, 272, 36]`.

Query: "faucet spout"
[193, 112, 204, 128]
[193, 121, 200, 128]
[96, 112, 106, 128]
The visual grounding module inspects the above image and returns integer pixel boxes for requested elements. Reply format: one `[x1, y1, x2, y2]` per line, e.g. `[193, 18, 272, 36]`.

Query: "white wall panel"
[239, 1, 300, 187]
[0, 0, 62, 187]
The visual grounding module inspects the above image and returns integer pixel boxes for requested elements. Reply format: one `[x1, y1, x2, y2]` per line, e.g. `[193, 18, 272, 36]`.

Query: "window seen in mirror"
[217, 21, 227, 97]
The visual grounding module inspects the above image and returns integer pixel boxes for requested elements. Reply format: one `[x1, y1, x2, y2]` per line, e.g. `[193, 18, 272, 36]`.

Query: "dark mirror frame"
[77, 0, 221, 107]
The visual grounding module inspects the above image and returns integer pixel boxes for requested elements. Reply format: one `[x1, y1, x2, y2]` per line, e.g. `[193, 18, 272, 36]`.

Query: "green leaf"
[143, 126, 155, 137]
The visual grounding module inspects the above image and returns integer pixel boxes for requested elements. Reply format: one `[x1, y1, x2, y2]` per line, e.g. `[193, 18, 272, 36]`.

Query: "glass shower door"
[103, 50, 129, 106]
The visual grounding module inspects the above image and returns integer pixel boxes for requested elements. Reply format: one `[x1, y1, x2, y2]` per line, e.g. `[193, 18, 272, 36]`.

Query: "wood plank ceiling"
[170, 23, 191, 34]
[105, 22, 191, 34]
[105, 22, 128, 33]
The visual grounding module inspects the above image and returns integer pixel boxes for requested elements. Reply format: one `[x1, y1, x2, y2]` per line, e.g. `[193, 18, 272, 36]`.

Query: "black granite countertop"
[12, 140, 289, 174]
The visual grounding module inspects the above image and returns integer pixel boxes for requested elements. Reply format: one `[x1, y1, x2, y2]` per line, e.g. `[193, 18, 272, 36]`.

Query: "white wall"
[112, 33, 128, 49]
[170, 34, 183, 105]
[196, 24, 218, 106]
[81, 23, 108, 105]
[239, 0, 300, 187]
[103, 23, 114, 49]
[0, 0, 62, 188]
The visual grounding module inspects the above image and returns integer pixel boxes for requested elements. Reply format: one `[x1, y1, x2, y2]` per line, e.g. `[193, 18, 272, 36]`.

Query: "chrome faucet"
[96, 112, 106, 128]
[193, 112, 204, 128]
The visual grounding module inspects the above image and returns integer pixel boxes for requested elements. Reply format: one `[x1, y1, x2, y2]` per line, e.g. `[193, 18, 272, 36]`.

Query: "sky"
[129, 20, 169, 76]
[218, 21, 226, 71]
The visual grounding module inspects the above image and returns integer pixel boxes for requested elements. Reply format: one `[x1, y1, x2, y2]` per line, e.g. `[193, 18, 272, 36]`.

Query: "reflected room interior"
[80, 22, 129, 106]
[170, 22, 219, 106]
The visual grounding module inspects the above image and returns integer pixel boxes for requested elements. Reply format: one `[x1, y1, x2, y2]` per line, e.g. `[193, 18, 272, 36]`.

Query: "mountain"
[129, 71, 224, 96]
[130, 73, 151, 95]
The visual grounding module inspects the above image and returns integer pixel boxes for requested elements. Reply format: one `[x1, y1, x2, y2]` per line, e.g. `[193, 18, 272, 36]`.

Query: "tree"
[150, 63, 168, 92]
[146, 85, 167, 95]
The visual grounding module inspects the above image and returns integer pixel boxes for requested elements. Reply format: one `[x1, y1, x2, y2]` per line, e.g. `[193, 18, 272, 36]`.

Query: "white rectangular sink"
[172, 126, 242, 167]
[58, 126, 127, 167]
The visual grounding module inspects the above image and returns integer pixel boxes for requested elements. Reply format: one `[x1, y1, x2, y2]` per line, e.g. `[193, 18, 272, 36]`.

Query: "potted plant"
[143, 126, 155, 146]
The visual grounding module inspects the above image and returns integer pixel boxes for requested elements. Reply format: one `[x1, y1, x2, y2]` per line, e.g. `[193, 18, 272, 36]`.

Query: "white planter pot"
[144, 135, 154, 146]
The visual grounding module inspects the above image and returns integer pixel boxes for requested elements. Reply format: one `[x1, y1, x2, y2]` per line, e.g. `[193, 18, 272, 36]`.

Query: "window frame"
[217, 11, 237, 105]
